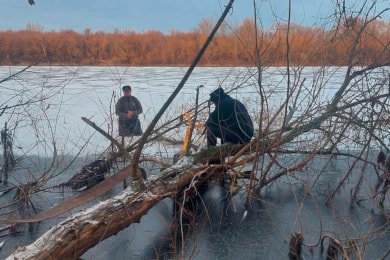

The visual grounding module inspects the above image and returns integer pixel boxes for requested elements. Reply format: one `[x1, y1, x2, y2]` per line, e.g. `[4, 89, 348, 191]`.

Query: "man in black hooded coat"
[206, 88, 254, 146]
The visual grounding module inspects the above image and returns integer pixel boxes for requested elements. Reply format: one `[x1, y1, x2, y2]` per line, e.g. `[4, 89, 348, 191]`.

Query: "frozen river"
[1, 66, 390, 259]
[0, 65, 346, 158]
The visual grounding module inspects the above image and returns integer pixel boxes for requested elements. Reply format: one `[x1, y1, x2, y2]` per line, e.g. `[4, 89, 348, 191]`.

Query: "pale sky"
[0, 0, 387, 33]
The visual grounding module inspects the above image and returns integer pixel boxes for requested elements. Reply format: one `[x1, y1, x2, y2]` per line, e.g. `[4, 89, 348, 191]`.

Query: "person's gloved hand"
[127, 111, 133, 119]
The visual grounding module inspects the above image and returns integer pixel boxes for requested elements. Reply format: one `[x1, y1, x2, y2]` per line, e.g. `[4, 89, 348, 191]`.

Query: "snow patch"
[171, 156, 192, 169]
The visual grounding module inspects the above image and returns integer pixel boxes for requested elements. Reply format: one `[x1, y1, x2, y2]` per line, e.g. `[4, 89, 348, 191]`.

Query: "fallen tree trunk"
[7, 157, 210, 259]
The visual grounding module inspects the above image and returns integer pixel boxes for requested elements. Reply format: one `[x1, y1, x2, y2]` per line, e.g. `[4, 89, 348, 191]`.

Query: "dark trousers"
[206, 123, 250, 146]
[119, 118, 142, 137]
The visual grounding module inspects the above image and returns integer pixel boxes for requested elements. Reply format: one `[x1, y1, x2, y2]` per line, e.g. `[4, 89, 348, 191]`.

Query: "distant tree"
[26, 22, 44, 32]
[195, 17, 215, 35]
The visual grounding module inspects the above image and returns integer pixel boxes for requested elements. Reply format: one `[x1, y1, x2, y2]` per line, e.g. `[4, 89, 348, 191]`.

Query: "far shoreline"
[0, 63, 347, 67]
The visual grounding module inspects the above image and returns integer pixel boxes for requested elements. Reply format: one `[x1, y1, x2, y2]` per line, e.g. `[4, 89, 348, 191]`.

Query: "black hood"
[209, 88, 228, 104]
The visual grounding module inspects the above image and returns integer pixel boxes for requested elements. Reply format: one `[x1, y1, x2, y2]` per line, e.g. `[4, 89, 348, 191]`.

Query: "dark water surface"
[83, 153, 390, 259]
[1, 153, 389, 259]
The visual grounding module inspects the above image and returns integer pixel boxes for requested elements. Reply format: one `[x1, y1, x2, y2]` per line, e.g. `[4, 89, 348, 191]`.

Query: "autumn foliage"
[0, 18, 389, 66]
